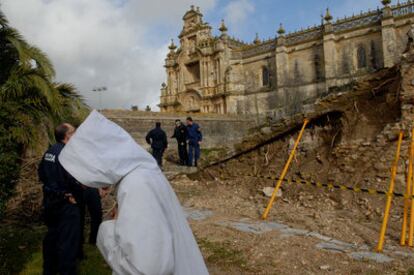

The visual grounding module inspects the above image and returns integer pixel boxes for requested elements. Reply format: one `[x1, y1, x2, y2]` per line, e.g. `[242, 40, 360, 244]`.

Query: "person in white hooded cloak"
[59, 110, 209, 275]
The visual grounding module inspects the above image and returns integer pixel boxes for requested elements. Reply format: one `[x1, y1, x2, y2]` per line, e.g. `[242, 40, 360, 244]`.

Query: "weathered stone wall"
[101, 110, 257, 149]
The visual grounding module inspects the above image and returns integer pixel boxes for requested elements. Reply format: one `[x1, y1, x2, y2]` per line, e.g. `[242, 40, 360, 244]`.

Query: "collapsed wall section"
[205, 49, 414, 197]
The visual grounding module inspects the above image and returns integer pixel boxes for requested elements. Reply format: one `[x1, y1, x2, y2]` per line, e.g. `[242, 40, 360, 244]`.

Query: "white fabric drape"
[60, 110, 208, 275]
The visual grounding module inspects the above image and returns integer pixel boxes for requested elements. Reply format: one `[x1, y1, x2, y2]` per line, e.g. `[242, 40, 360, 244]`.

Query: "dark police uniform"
[38, 142, 83, 275]
[171, 123, 188, 165]
[81, 187, 102, 245]
[187, 123, 202, 167]
[146, 126, 168, 167]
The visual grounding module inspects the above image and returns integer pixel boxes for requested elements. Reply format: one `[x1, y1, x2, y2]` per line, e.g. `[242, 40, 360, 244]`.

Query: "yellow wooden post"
[409, 130, 414, 246]
[262, 119, 309, 220]
[377, 131, 403, 252]
[401, 129, 414, 245]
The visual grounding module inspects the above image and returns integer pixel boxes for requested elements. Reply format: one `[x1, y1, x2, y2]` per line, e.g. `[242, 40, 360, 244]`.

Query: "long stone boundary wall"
[101, 110, 257, 149]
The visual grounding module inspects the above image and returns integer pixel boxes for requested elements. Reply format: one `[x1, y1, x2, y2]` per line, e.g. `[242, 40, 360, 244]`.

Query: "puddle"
[316, 242, 351, 253]
[349, 251, 393, 263]
[184, 208, 213, 221]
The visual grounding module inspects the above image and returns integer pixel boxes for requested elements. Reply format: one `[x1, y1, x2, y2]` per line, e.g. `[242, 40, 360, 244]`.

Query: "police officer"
[38, 123, 83, 275]
[80, 187, 102, 246]
[171, 119, 188, 166]
[146, 122, 168, 167]
[186, 117, 202, 167]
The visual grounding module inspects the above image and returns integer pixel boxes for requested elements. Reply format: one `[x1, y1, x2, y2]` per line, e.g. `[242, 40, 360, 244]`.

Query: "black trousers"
[152, 147, 164, 167]
[43, 203, 80, 275]
[81, 188, 102, 245]
[177, 141, 188, 165]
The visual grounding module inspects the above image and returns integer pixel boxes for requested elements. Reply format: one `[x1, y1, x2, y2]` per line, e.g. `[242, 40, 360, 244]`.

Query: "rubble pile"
[195, 52, 414, 249]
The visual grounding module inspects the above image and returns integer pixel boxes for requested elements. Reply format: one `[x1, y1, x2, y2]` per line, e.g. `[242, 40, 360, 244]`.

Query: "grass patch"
[20, 244, 111, 275]
[0, 224, 45, 275]
[197, 237, 247, 270]
[0, 223, 111, 275]
[78, 245, 111, 275]
[200, 147, 227, 157]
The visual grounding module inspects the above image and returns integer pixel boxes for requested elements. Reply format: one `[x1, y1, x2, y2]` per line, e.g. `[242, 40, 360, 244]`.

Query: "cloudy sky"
[1, 0, 380, 110]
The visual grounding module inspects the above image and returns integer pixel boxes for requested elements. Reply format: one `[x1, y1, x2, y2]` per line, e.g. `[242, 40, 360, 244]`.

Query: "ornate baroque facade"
[159, 1, 414, 118]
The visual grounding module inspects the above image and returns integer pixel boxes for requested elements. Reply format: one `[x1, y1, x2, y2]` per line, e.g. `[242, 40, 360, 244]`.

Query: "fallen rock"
[260, 127, 273, 135]
[320, 265, 330, 270]
[262, 187, 282, 198]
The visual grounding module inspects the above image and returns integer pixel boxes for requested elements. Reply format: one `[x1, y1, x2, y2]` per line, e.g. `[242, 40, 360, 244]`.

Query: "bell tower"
[160, 6, 229, 114]
[182, 5, 203, 32]
[179, 5, 212, 55]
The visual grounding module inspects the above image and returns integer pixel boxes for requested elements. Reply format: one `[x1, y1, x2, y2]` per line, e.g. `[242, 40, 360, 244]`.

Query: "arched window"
[262, 66, 270, 87]
[357, 45, 367, 69]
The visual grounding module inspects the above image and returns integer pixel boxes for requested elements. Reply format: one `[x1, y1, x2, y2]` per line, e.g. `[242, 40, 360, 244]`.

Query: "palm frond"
[0, 66, 60, 116]
[0, 10, 9, 28]
[27, 46, 55, 79]
[54, 82, 82, 99]
[5, 28, 55, 79]
[5, 28, 32, 64]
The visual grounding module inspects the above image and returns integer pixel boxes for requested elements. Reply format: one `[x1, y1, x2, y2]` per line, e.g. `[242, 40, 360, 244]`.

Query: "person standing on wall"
[38, 123, 84, 275]
[186, 117, 202, 167]
[171, 119, 188, 166]
[146, 122, 168, 167]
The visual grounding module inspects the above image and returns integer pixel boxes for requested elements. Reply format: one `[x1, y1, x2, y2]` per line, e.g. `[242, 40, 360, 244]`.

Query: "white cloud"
[224, 0, 255, 32]
[1, 0, 216, 110]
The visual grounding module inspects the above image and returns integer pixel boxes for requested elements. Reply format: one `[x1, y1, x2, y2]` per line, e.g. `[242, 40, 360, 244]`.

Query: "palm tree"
[0, 9, 88, 217]
[0, 8, 88, 144]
